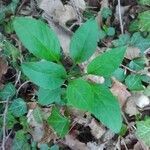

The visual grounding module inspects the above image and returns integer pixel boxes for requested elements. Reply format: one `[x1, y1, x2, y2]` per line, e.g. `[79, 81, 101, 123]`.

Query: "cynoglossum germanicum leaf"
[9, 98, 27, 117]
[138, 11, 150, 32]
[38, 87, 61, 106]
[0, 83, 16, 100]
[70, 19, 99, 63]
[13, 17, 61, 62]
[47, 107, 70, 138]
[67, 78, 94, 111]
[90, 84, 122, 133]
[136, 117, 150, 147]
[21, 60, 67, 90]
[87, 46, 126, 77]
[125, 74, 144, 91]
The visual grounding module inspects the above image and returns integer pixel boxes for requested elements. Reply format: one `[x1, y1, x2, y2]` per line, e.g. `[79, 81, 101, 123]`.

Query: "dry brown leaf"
[86, 0, 101, 8]
[88, 119, 106, 139]
[125, 47, 141, 60]
[124, 97, 139, 116]
[38, 0, 76, 24]
[101, 130, 115, 142]
[134, 141, 149, 150]
[115, 5, 130, 20]
[65, 135, 89, 150]
[27, 109, 44, 142]
[134, 94, 150, 109]
[87, 142, 105, 150]
[45, 17, 72, 54]
[73, 0, 86, 11]
[40, 123, 57, 144]
[38, 0, 75, 54]
[0, 57, 8, 81]
[38, 0, 64, 15]
[86, 75, 105, 84]
[110, 79, 131, 107]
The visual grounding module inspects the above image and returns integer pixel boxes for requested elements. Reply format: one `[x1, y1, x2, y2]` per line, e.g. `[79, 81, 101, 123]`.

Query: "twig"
[0, 101, 7, 104]
[121, 64, 137, 73]
[16, 80, 30, 96]
[15, 71, 21, 87]
[117, 0, 124, 34]
[121, 137, 129, 150]
[16, 0, 27, 14]
[2, 100, 9, 150]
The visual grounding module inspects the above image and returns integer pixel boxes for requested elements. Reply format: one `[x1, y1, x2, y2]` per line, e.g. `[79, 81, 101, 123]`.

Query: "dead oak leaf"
[0, 57, 8, 81]
[38, 0, 76, 24]
[110, 78, 131, 107]
[125, 47, 141, 60]
[88, 119, 106, 139]
[65, 135, 89, 150]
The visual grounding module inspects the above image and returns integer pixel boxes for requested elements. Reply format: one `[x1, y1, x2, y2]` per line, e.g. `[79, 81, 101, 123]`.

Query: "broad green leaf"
[125, 74, 144, 91]
[12, 131, 31, 150]
[128, 58, 146, 71]
[129, 20, 140, 32]
[48, 107, 70, 138]
[104, 77, 112, 87]
[67, 79, 94, 111]
[0, 83, 16, 100]
[9, 98, 27, 117]
[5, 112, 17, 129]
[144, 86, 150, 96]
[40, 144, 50, 150]
[70, 19, 99, 63]
[19, 116, 29, 132]
[138, 0, 150, 6]
[21, 60, 66, 90]
[87, 47, 126, 76]
[138, 11, 150, 32]
[112, 68, 126, 82]
[90, 84, 122, 133]
[38, 87, 61, 105]
[136, 117, 150, 147]
[50, 145, 59, 150]
[13, 17, 61, 61]
[40, 144, 59, 150]
[141, 75, 150, 83]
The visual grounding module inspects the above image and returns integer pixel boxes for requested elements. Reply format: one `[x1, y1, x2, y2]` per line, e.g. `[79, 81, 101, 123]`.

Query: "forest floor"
[0, 0, 150, 150]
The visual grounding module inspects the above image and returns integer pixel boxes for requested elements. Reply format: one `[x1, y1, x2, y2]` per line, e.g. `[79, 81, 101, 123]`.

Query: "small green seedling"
[13, 17, 126, 137]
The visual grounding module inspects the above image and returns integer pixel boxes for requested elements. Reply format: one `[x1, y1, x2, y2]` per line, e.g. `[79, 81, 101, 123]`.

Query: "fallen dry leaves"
[88, 119, 106, 139]
[0, 57, 8, 88]
[125, 47, 141, 60]
[111, 78, 131, 107]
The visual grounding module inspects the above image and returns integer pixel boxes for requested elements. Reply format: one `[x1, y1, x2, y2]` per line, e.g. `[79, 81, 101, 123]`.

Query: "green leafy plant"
[136, 117, 150, 147]
[13, 17, 126, 137]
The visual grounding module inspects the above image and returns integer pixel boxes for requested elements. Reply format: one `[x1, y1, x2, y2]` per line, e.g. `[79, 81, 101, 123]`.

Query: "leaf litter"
[0, 0, 150, 149]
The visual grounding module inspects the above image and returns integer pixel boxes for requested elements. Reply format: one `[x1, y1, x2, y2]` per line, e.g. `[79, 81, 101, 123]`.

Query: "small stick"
[117, 0, 124, 34]
[2, 100, 9, 150]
